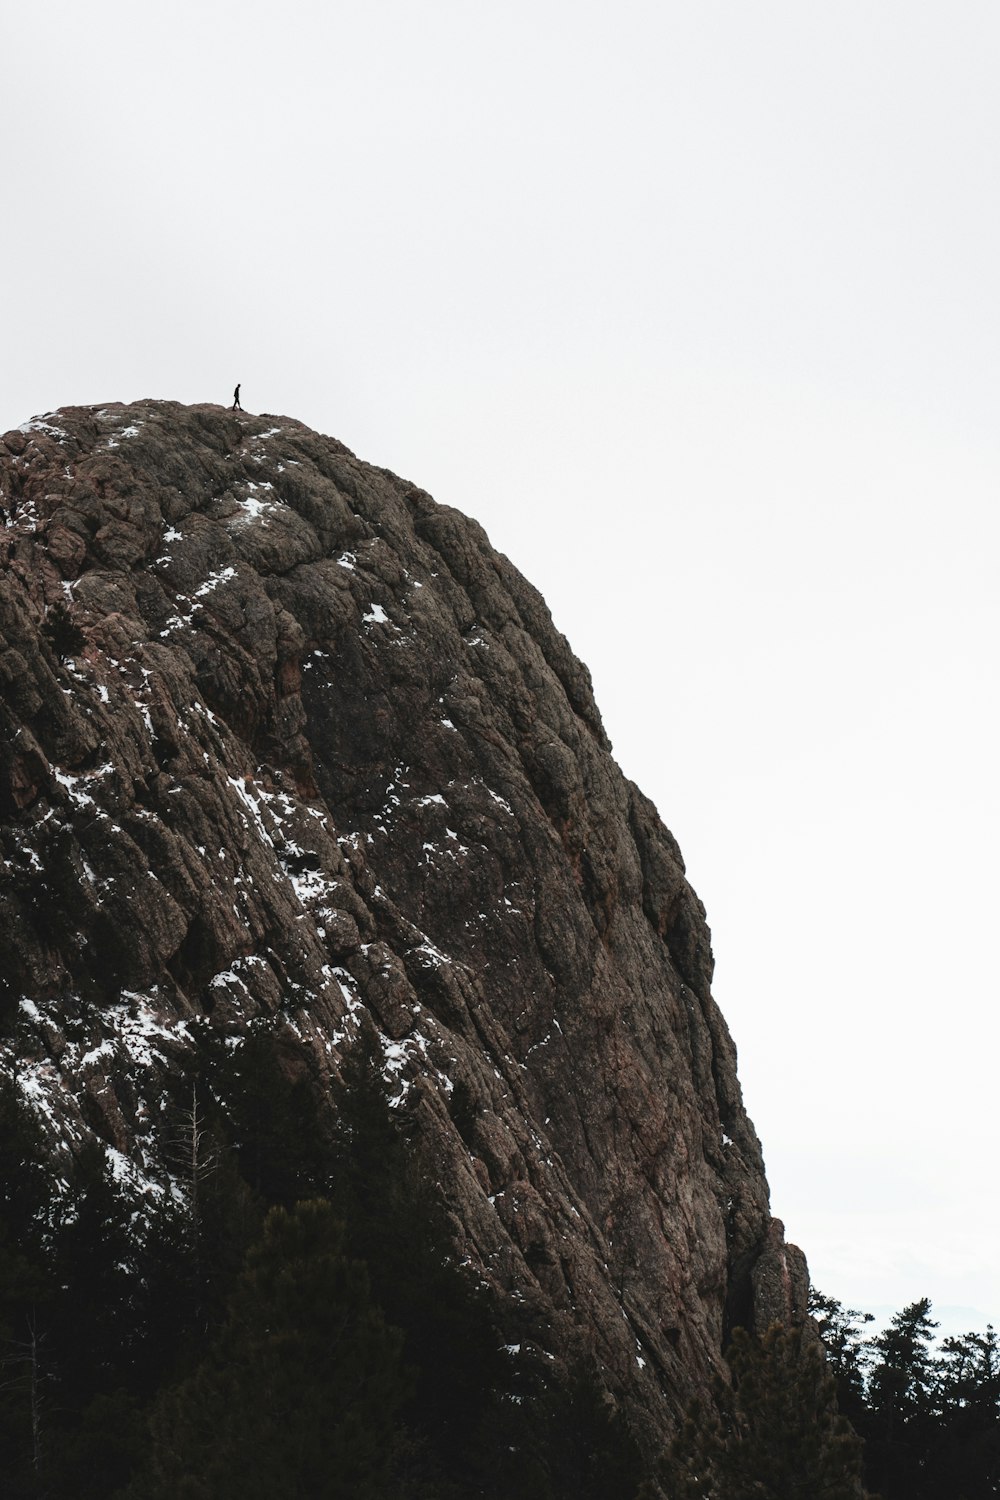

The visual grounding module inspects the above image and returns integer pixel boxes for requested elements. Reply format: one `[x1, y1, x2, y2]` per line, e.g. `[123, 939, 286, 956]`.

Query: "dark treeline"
[0, 1021, 644, 1499]
[811, 1289, 1000, 1500]
[2, 1020, 995, 1498]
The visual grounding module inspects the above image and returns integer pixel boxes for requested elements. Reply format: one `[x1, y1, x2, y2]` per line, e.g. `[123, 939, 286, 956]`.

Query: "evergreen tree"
[124, 1200, 408, 1500]
[924, 1324, 1000, 1500]
[810, 1288, 874, 1428]
[48, 1141, 143, 1391]
[0, 1079, 51, 1260]
[667, 1322, 868, 1500]
[935, 1323, 1000, 1413]
[864, 1297, 938, 1497]
[329, 1023, 512, 1486]
[868, 1296, 938, 1427]
[0, 1080, 56, 1499]
[812, 1289, 1000, 1499]
[197, 1017, 333, 1207]
[483, 1361, 645, 1500]
[41, 1141, 147, 1499]
[542, 1366, 645, 1500]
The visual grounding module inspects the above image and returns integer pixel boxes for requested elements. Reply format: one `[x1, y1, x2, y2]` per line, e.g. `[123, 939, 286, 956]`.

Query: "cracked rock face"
[0, 400, 807, 1445]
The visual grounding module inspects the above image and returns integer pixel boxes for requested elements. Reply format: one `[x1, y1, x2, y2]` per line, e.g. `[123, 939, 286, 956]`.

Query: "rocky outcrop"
[0, 400, 806, 1447]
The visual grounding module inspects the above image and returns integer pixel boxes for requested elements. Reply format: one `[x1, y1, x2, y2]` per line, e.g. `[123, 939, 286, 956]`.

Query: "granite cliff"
[0, 400, 807, 1451]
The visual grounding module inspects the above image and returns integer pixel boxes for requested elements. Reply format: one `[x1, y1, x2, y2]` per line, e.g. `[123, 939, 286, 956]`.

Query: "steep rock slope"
[0, 400, 806, 1443]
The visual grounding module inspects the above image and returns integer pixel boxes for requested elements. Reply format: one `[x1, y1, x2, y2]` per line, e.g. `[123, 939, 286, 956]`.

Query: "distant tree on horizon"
[813, 1288, 1000, 1500]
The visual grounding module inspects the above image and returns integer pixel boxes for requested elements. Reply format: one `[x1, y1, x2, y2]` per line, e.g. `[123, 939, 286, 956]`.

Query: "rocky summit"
[0, 399, 807, 1448]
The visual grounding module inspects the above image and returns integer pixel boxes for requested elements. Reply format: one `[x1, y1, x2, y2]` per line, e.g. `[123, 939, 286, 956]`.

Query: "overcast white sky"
[5, 1, 998, 1339]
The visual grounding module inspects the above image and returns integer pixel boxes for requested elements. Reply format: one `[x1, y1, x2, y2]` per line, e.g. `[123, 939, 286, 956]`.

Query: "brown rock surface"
[0, 399, 807, 1449]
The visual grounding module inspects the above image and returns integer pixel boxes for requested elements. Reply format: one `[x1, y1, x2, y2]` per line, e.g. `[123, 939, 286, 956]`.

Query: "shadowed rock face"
[0, 400, 807, 1444]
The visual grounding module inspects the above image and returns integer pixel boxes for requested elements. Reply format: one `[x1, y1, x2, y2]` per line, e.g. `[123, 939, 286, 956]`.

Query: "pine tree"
[49, 1142, 142, 1389]
[0, 1079, 51, 1258]
[40, 1141, 147, 1499]
[0, 1079, 55, 1499]
[125, 1200, 408, 1500]
[528, 1365, 645, 1500]
[198, 1017, 332, 1207]
[865, 1297, 938, 1497]
[810, 1288, 874, 1428]
[328, 1022, 513, 1489]
[925, 1323, 1000, 1500]
[667, 1322, 868, 1500]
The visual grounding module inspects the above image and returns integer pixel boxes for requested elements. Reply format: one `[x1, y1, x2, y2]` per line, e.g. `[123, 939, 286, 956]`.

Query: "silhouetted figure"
[0, 506, 7, 527]
[233, 383, 242, 410]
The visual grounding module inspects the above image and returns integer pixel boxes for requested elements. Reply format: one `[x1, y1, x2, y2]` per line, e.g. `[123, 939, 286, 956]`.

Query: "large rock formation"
[0, 400, 807, 1447]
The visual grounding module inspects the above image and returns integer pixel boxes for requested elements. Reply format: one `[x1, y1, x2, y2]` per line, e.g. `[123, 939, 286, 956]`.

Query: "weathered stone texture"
[0, 400, 807, 1447]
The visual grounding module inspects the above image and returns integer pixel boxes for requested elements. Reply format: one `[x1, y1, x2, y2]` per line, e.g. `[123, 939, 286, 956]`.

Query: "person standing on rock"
[233, 384, 242, 411]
